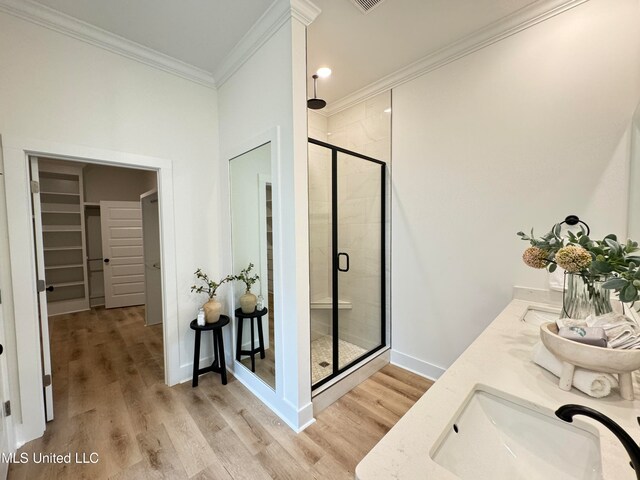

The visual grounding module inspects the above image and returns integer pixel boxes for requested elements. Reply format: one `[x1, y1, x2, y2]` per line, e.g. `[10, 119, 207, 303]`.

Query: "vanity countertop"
[355, 298, 640, 480]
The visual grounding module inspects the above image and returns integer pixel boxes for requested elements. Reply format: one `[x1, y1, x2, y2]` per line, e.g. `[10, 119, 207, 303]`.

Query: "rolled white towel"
[532, 342, 619, 398]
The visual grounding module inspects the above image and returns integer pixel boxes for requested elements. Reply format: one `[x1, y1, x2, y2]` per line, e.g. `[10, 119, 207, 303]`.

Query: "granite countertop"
[356, 297, 640, 480]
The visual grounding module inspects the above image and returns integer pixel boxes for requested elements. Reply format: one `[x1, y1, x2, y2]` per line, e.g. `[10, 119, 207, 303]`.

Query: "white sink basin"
[522, 307, 560, 326]
[430, 388, 603, 480]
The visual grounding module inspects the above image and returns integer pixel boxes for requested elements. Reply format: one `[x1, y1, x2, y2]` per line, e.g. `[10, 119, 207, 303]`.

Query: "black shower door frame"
[309, 138, 387, 390]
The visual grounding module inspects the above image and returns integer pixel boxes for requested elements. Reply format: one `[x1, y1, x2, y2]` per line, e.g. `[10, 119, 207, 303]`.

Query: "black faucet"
[556, 404, 640, 478]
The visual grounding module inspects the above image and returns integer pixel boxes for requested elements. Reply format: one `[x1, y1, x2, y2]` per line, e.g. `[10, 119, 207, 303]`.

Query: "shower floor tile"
[311, 335, 367, 385]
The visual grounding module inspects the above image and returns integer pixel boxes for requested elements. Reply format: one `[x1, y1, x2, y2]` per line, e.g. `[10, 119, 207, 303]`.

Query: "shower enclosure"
[308, 138, 386, 389]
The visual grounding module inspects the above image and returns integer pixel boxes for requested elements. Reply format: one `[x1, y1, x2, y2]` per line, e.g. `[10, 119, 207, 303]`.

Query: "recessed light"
[316, 67, 332, 78]
[384, 107, 392, 113]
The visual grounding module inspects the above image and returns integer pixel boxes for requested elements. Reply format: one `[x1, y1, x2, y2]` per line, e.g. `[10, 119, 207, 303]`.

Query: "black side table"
[190, 315, 229, 387]
[235, 307, 268, 372]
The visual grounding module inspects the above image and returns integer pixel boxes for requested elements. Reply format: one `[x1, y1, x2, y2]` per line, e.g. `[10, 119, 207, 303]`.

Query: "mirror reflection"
[229, 142, 276, 389]
[629, 102, 640, 240]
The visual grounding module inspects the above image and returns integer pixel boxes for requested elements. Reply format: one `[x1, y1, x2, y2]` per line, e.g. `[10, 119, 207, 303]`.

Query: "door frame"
[1, 135, 180, 446]
[28, 158, 55, 423]
[140, 189, 163, 327]
[0, 174, 16, 470]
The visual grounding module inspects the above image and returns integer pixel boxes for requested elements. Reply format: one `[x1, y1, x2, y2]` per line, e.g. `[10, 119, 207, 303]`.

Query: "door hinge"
[37, 280, 45, 293]
[43, 374, 51, 387]
[4, 401, 10, 417]
[30, 180, 39, 194]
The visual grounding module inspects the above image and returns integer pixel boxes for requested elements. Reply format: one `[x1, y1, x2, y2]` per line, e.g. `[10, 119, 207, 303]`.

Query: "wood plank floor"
[9, 306, 433, 479]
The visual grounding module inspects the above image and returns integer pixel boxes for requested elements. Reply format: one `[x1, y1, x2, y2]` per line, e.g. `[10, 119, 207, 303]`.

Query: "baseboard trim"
[390, 350, 445, 381]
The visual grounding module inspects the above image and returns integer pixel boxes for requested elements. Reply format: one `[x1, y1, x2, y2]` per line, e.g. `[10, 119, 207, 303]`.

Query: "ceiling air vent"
[349, 0, 386, 14]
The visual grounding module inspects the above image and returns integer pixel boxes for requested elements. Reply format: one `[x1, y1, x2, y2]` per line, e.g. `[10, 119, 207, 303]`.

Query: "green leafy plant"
[235, 263, 260, 293]
[517, 224, 640, 307]
[190, 268, 233, 299]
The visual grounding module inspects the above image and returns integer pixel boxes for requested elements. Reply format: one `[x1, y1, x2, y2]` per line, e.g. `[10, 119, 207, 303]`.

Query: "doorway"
[29, 157, 163, 422]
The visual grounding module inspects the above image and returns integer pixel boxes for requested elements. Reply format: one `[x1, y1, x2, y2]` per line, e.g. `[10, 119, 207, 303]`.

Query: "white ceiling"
[29, 0, 547, 104]
[307, 0, 539, 105]
[31, 0, 274, 74]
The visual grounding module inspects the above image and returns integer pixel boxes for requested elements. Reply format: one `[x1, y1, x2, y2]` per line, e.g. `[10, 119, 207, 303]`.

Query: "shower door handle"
[337, 252, 350, 272]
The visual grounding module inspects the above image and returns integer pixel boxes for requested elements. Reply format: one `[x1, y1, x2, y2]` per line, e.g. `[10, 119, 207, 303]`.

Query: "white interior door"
[100, 201, 145, 309]
[29, 157, 54, 422]
[141, 191, 162, 326]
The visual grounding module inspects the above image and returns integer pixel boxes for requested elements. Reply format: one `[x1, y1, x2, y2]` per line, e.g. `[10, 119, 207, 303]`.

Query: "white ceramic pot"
[239, 291, 257, 314]
[203, 297, 222, 323]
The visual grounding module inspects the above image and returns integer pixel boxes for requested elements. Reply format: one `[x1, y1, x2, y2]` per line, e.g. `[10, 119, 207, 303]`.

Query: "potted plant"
[518, 224, 640, 319]
[235, 263, 260, 313]
[190, 269, 233, 323]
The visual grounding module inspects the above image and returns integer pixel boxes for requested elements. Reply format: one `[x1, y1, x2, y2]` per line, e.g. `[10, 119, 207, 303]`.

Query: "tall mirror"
[629, 102, 640, 240]
[229, 142, 276, 389]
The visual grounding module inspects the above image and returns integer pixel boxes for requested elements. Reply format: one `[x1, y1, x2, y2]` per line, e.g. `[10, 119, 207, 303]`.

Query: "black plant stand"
[235, 307, 268, 373]
[190, 315, 229, 387]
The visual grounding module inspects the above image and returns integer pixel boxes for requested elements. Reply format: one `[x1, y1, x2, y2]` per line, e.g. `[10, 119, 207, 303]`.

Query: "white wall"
[217, 17, 313, 430]
[0, 11, 220, 444]
[391, 0, 640, 378]
[83, 164, 157, 202]
[629, 102, 640, 240]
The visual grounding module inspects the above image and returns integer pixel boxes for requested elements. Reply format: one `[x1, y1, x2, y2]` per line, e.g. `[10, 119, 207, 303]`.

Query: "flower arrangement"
[190, 268, 233, 299]
[517, 224, 640, 306]
[235, 263, 260, 293]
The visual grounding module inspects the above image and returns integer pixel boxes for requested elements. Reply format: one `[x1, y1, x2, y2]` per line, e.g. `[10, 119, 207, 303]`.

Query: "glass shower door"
[308, 142, 334, 385]
[309, 139, 386, 389]
[336, 151, 384, 370]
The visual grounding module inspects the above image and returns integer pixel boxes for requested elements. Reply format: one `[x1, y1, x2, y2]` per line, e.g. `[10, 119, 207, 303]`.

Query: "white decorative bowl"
[540, 322, 640, 400]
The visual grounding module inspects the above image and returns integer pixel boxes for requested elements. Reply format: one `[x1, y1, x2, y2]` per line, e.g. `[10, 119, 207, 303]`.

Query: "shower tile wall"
[308, 92, 391, 352]
[326, 93, 391, 163]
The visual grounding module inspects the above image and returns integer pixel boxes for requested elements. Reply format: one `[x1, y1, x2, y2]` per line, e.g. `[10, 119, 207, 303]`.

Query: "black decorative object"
[556, 404, 640, 478]
[190, 315, 229, 387]
[235, 307, 268, 373]
[559, 215, 590, 236]
[307, 74, 327, 110]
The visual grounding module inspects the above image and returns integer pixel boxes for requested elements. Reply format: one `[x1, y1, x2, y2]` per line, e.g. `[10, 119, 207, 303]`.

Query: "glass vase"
[560, 273, 613, 320]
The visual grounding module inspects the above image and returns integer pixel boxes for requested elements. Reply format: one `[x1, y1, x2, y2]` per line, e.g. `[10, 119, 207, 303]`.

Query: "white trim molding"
[0, 0, 216, 88]
[214, 0, 320, 87]
[324, 0, 590, 115]
[290, 0, 321, 26]
[390, 350, 445, 382]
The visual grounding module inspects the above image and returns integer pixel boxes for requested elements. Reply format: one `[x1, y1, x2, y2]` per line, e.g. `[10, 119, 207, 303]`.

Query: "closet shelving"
[38, 164, 90, 316]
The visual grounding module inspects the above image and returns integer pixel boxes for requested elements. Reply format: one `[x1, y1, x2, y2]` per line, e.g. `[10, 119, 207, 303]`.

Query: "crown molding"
[323, 0, 589, 115]
[214, 0, 320, 87]
[213, 0, 291, 87]
[0, 0, 216, 88]
[291, 0, 321, 26]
